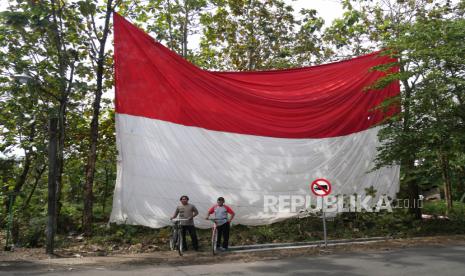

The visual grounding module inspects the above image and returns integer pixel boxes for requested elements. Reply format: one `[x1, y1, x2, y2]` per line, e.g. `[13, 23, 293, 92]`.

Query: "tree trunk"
[166, 0, 174, 49]
[55, 98, 67, 227]
[83, 0, 114, 236]
[246, 8, 255, 70]
[46, 118, 58, 255]
[49, 0, 73, 232]
[402, 158, 422, 219]
[182, 0, 189, 57]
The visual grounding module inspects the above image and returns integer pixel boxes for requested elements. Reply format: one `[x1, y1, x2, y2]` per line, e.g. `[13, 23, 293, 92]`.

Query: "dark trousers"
[216, 222, 230, 249]
[181, 225, 198, 250]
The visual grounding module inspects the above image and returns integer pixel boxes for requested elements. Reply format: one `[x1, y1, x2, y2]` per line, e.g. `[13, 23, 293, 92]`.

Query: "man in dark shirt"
[171, 195, 199, 251]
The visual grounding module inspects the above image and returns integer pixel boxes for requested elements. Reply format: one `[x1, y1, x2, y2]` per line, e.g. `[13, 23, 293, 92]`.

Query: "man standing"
[205, 197, 235, 251]
[171, 195, 199, 251]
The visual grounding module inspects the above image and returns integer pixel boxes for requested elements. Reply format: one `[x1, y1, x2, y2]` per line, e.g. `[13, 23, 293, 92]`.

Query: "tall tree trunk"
[182, 0, 189, 57]
[166, 0, 174, 49]
[83, 0, 114, 236]
[46, 118, 58, 255]
[55, 59, 76, 227]
[49, 0, 72, 233]
[246, 6, 256, 70]
[55, 98, 67, 227]
[402, 158, 422, 219]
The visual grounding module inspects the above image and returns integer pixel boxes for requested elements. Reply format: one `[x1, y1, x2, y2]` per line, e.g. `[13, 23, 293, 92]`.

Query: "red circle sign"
[310, 178, 332, 197]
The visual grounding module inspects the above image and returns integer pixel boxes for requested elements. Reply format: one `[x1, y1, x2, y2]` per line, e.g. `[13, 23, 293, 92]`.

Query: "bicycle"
[169, 218, 189, 256]
[208, 218, 224, 255]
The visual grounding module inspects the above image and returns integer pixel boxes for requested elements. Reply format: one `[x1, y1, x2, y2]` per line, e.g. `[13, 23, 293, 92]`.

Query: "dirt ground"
[1, 235, 465, 268]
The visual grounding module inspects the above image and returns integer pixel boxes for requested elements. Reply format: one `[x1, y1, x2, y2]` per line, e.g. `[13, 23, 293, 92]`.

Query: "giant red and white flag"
[110, 13, 400, 228]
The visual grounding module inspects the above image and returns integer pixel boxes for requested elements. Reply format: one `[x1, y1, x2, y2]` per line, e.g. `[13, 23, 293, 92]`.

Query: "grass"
[81, 202, 465, 250]
[422, 200, 465, 217]
[7, 200, 465, 251]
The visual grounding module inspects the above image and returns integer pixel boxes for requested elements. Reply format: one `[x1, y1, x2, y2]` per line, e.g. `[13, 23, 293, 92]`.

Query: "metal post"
[322, 207, 327, 247]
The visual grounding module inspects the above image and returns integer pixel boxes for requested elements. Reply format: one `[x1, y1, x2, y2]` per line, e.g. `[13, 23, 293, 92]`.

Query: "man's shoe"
[218, 247, 225, 252]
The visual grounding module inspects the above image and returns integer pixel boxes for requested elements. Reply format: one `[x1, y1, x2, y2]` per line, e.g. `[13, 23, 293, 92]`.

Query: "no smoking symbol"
[310, 178, 332, 197]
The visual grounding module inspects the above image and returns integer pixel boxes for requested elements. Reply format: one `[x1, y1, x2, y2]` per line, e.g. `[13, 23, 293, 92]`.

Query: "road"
[2, 244, 465, 275]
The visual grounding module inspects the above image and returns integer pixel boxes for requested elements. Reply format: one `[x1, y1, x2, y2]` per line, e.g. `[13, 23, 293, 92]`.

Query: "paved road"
[2, 245, 465, 275]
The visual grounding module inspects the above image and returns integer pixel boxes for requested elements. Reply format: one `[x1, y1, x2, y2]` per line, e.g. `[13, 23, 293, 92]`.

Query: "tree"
[0, 0, 88, 253]
[197, 0, 328, 71]
[79, 0, 119, 236]
[381, 6, 465, 212]
[325, 0, 465, 215]
[201, 0, 291, 70]
[120, 0, 207, 59]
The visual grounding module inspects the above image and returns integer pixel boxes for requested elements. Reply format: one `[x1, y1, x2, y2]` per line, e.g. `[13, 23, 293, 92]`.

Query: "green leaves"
[198, 0, 327, 70]
[326, 1, 464, 209]
[77, 1, 97, 17]
[0, 11, 29, 29]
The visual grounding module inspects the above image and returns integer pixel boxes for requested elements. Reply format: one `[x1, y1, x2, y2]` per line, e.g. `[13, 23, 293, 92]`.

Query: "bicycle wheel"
[211, 228, 218, 255]
[177, 230, 183, 256]
[169, 229, 176, 251]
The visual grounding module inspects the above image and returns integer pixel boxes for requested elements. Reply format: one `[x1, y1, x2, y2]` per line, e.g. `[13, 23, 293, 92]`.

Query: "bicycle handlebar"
[171, 218, 190, 222]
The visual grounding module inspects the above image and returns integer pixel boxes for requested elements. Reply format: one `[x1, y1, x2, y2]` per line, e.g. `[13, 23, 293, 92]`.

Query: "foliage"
[324, 0, 465, 213]
[376, 1, 465, 210]
[199, 0, 326, 70]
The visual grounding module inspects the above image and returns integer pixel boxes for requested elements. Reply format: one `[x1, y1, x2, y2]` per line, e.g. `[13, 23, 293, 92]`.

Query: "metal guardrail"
[228, 236, 391, 252]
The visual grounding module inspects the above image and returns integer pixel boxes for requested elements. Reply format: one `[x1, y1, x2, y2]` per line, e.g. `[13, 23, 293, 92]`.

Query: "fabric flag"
[110, 13, 400, 229]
